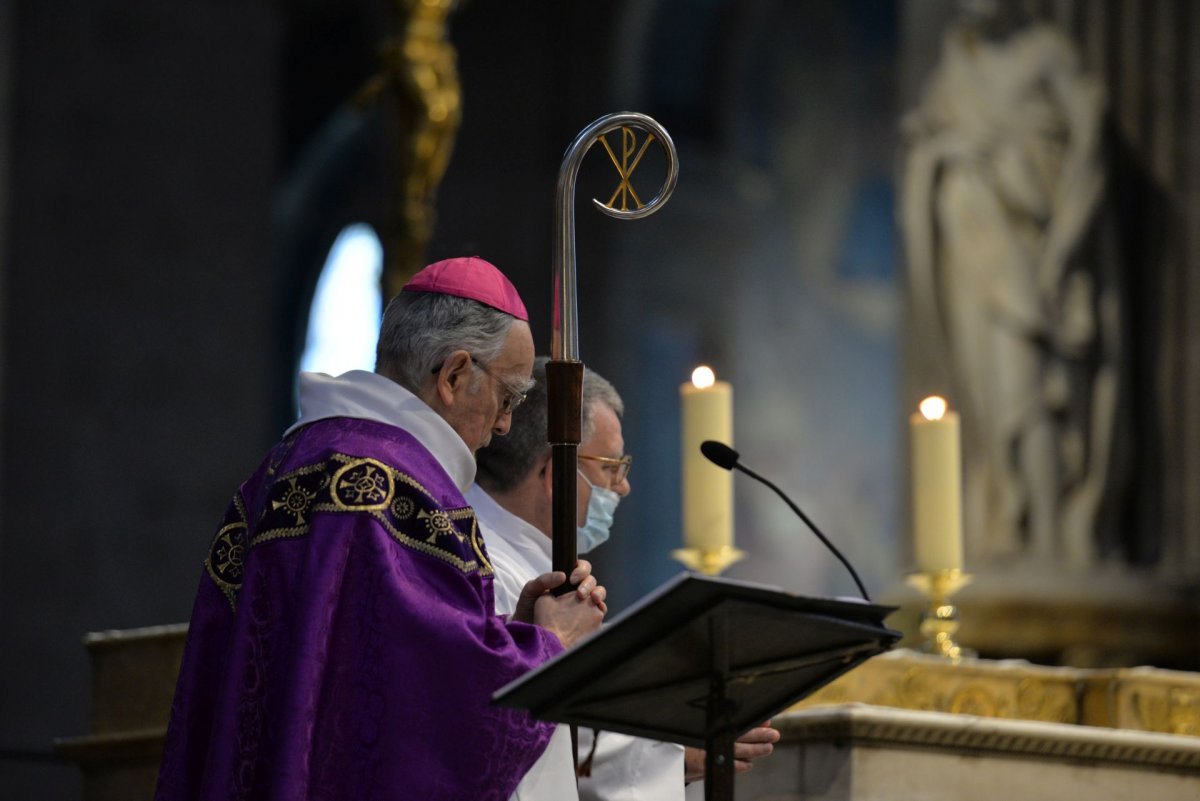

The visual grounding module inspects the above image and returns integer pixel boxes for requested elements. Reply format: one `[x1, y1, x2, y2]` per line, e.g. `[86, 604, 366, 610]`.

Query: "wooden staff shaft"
[546, 359, 584, 593]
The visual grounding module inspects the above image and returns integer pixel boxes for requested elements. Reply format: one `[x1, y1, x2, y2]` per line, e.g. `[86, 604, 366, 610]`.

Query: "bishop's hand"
[515, 560, 606, 648]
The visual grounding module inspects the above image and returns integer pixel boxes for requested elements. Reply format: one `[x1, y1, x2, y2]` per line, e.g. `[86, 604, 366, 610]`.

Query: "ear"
[537, 451, 555, 500]
[434, 350, 473, 407]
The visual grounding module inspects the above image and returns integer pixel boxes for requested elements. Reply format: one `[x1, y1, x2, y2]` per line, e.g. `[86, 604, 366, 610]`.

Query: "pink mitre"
[402, 256, 529, 322]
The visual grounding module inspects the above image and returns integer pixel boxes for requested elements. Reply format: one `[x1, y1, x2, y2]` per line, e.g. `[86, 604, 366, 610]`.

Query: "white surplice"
[468, 485, 686, 801]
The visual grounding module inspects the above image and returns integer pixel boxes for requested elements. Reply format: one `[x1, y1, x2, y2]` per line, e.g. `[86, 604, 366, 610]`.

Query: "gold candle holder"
[671, 545, 746, 576]
[905, 569, 973, 661]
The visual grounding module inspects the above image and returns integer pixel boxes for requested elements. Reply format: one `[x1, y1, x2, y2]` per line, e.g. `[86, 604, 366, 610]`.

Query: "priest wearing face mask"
[469, 358, 778, 801]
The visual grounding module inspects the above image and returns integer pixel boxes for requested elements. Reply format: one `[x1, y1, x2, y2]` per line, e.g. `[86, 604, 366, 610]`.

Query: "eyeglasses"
[430, 355, 529, 414]
[578, 453, 633, 484]
[470, 357, 528, 414]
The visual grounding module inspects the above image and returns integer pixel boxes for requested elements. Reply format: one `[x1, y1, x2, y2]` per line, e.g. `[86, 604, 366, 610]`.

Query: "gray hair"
[476, 356, 624, 493]
[375, 291, 515, 393]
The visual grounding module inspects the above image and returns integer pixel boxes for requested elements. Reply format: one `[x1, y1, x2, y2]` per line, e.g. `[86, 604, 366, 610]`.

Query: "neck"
[486, 481, 552, 540]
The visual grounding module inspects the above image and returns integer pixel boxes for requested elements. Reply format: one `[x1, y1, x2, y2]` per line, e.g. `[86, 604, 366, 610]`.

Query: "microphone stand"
[731, 461, 872, 603]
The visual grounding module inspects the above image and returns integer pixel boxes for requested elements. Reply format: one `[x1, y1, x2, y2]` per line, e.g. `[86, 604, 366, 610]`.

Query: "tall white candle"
[910, 396, 963, 572]
[681, 366, 733, 552]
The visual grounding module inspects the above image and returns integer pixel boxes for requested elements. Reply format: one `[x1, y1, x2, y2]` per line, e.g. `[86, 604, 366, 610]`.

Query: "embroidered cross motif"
[205, 514, 247, 612]
[331, 458, 395, 510]
[209, 523, 246, 583]
[271, 477, 319, 525]
[420, 508, 465, 544]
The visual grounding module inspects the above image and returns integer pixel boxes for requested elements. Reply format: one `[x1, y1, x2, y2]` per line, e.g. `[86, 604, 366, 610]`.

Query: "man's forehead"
[585, 402, 624, 451]
[493, 326, 536, 391]
[493, 323, 534, 365]
[508, 321, 535, 355]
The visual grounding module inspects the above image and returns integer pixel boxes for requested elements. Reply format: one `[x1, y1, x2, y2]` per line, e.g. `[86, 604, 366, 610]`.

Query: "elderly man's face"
[453, 321, 535, 453]
[576, 401, 631, 526]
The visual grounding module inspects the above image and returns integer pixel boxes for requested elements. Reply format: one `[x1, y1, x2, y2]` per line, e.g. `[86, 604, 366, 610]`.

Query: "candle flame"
[919, 395, 948, 421]
[691, 366, 716, 389]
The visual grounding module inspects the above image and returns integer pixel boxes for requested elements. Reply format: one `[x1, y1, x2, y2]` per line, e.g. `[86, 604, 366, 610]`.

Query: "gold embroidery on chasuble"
[466, 515, 493, 576]
[250, 461, 331, 546]
[205, 493, 249, 610]
[204, 454, 491, 609]
[392, 495, 416, 519]
[414, 508, 493, 575]
[271, 476, 319, 525]
[420, 509, 462, 543]
[439, 506, 493, 575]
[331, 457, 395, 511]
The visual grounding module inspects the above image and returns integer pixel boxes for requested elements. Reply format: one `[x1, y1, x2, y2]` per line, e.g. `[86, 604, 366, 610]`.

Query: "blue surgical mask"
[577, 470, 620, 554]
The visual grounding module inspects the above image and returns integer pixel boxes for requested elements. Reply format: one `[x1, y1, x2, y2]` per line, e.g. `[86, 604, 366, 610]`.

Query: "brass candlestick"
[671, 545, 746, 576]
[905, 569, 973, 661]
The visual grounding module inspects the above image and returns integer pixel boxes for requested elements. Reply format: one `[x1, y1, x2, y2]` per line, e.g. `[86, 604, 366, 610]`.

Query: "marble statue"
[901, 9, 1121, 568]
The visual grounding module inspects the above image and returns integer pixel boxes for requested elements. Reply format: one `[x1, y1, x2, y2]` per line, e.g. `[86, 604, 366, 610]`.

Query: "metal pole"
[548, 112, 678, 582]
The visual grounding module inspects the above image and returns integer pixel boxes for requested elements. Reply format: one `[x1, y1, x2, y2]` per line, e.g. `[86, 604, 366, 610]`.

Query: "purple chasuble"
[155, 417, 564, 801]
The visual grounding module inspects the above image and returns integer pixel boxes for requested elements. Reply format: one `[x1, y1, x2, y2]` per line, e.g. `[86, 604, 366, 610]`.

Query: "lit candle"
[910, 396, 963, 572]
[681, 366, 733, 552]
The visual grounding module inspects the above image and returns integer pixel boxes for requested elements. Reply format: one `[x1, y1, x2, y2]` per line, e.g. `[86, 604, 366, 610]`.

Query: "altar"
[56, 629, 1200, 801]
[737, 704, 1200, 801]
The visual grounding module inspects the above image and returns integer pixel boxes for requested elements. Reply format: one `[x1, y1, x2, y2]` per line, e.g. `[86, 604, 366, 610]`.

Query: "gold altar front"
[56, 628, 1200, 801]
[791, 648, 1200, 735]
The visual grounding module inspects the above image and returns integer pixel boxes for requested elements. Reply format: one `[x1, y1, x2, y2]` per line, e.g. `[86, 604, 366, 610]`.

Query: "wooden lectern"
[494, 573, 901, 800]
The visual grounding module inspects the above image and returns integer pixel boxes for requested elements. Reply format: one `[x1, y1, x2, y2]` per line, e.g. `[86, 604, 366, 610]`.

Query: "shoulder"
[262, 449, 487, 569]
[287, 417, 445, 479]
[203, 430, 491, 610]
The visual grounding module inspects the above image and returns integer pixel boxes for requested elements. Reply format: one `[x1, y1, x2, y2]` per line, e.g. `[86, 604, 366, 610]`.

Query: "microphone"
[700, 440, 872, 602]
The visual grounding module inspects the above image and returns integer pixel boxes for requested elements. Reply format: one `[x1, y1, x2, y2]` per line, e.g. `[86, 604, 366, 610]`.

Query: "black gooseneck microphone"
[700, 440, 872, 602]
